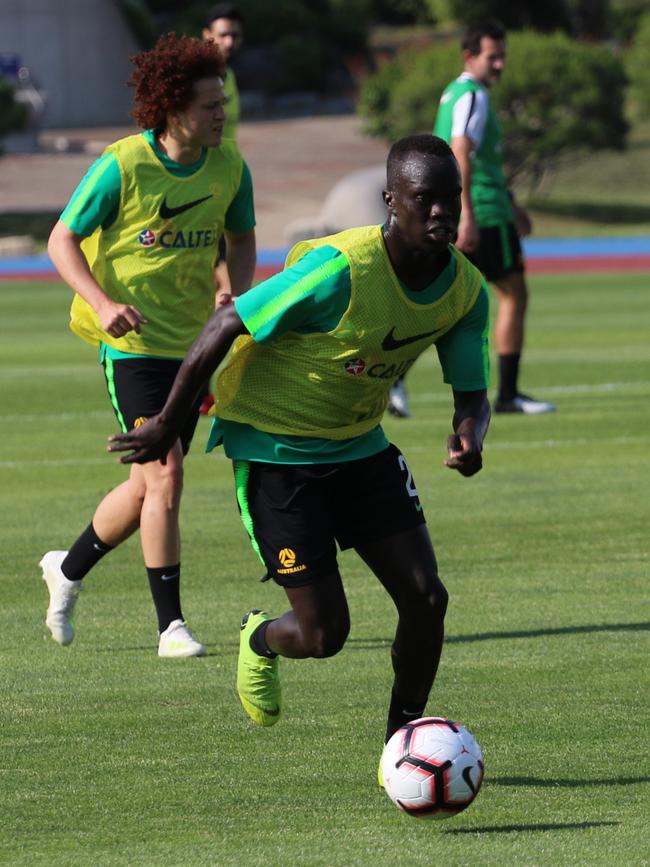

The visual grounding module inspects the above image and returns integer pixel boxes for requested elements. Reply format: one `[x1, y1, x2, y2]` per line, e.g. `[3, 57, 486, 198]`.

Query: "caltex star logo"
[138, 228, 156, 247]
[344, 358, 366, 376]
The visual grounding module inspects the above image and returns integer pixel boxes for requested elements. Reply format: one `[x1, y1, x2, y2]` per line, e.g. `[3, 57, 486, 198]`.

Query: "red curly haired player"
[42, 33, 256, 657]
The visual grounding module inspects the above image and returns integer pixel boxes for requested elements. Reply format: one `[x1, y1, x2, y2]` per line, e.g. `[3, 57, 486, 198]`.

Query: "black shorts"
[466, 221, 525, 282]
[101, 355, 203, 455]
[233, 444, 427, 587]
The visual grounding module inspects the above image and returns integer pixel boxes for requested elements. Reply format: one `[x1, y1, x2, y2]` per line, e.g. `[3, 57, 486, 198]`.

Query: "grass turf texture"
[1, 275, 648, 866]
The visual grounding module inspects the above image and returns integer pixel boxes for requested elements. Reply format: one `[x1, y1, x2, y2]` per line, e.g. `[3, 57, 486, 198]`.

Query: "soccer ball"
[381, 716, 484, 818]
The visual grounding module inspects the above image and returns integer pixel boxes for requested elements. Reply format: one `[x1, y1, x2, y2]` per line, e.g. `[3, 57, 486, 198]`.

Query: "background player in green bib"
[201, 3, 246, 355]
[434, 20, 555, 415]
[41, 34, 256, 657]
[108, 135, 491, 753]
[203, 3, 243, 145]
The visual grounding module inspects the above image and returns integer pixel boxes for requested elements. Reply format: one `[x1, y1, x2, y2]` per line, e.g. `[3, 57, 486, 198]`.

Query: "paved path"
[0, 115, 389, 249]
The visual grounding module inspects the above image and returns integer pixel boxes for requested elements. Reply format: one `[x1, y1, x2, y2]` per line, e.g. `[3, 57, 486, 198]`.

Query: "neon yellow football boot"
[237, 609, 281, 727]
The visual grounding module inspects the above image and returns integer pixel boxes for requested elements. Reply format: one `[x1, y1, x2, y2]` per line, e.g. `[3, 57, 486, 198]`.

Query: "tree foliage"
[626, 12, 650, 118]
[358, 30, 628, 189]
[0, 79, 28, 151]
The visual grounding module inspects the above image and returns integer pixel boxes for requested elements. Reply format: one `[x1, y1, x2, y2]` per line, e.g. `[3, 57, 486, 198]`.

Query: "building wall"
[0, 0, 141, 127]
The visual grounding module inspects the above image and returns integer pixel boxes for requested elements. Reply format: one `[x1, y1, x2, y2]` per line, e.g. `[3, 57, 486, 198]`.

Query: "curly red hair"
[129, 33, 226, 130]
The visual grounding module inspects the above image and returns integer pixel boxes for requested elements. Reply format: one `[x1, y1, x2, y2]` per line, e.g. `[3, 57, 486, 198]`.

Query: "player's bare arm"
[48, 220, 147, 338]
[450, 136, 479, 252]
[108, 303, 248, 464]
[224, 228, 256, 297]
[444, 388, 491, 477]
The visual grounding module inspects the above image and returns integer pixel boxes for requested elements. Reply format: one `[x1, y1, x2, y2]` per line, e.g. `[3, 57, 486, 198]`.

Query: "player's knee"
[432, 578, 449, 620]
[306, 621, 349, 659]
[406, 575, 448, 623]
[158, 457, 184, 491]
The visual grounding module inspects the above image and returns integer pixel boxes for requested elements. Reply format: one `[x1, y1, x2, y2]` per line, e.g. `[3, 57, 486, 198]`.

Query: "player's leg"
[265, 575, 350, 659]
[331, 444, 443, 743]
[234, 459, 349, 724]
[40, 353, 145, 645]
[238, 574, 350, 726]
[492, 269, 527, 358]
[488, 224, 555, 413]
[140, 368, 206, 656]
[40, 354, 204, 652]
[356, 525, 448, 743]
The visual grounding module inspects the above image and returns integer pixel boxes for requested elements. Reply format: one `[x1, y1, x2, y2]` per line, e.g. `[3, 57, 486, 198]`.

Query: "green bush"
[0, 79, 28, 152]
[428, 0, 572, 31]
[609, 0, 650, 40]
[358, 30, 628, 188]
[626, 11, 650, 118]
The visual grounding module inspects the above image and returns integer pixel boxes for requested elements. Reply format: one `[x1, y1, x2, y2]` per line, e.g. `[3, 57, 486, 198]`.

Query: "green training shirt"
[434, 73, 512, 226]
[61, 129, 255, 238]
[207, 243, 489, 463]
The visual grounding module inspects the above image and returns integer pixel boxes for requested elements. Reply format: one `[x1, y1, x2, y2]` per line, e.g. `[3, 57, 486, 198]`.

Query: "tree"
[427, 0, 572, 32]
[626, 12, 650, 118]
[0, 79, 28, 153]
[358, 30, 628, 190]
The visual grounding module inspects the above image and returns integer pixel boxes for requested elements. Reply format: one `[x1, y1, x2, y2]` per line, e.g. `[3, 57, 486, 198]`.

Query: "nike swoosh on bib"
[159, 194, 212, 219]
[382, 326, 439, 351]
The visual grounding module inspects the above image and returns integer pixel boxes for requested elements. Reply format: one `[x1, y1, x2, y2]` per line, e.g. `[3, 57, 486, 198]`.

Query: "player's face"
[173, 77, 226, 148]
[465, 36, 506, 87]
[385, 154, 462, 253]
[202, 17, 243, 62]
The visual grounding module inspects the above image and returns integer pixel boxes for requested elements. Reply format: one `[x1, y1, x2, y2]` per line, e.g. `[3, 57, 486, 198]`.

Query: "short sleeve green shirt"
[61, 130, 255, 237]
[208, 244, 489, 463]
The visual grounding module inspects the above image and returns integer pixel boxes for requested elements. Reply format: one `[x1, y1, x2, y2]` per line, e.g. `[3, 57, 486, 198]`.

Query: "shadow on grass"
[346, 621, 649, 649]
[446, 820, 619, 835]
[94, 622, 649, 654]
[489, 775, 650, 788]
[529, 200, 650, 225]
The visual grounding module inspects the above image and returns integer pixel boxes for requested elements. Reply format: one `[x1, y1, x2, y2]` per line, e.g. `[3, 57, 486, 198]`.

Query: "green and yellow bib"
[70, 133, 243, 357]
[213, 225, 482, 440]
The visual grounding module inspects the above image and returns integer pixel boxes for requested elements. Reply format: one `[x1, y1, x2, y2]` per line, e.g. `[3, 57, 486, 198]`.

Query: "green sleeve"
[224, 160, 256, 234]
[233, 246, 351, 342]
[435, 283, 490, 390]
[60, 152, 121, 236]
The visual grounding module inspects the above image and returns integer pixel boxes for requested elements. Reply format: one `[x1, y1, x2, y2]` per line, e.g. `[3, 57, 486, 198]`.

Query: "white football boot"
[158, 619, 206, 658]
[40, 550, 82, 646]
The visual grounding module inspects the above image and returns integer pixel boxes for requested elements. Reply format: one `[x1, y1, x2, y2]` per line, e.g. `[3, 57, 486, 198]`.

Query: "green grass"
[1, 276, 649, 866]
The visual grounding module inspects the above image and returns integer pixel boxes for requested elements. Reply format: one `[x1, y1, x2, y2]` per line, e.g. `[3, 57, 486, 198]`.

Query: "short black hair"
[204, 3, 243, 28]
[462, 19, 506, 55]
[386, 135, 454, 187]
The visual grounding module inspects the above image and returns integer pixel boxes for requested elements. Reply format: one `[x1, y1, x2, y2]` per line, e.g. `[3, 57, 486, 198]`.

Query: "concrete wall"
[0, 0, 141, 127]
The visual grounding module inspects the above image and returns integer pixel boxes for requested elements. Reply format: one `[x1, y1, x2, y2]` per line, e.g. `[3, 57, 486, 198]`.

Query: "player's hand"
[444, 433, 483, 477]
[455, 216, 480, 253]
[215, 290, 233, 307]
[107, 416, 175, 465]
[98, 299, 148, 338]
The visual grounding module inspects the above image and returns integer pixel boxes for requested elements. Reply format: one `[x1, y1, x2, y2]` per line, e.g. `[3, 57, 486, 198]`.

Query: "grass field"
[1, 274, 649, 866]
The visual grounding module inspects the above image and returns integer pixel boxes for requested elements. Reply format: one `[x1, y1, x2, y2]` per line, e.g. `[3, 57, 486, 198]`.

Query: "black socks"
[250, 619, 277, 658]
[386, 691, 426, 743]
[146, 565, 183, 633]
[497, 352, 521, 402]
[61, 523, 113, 581]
